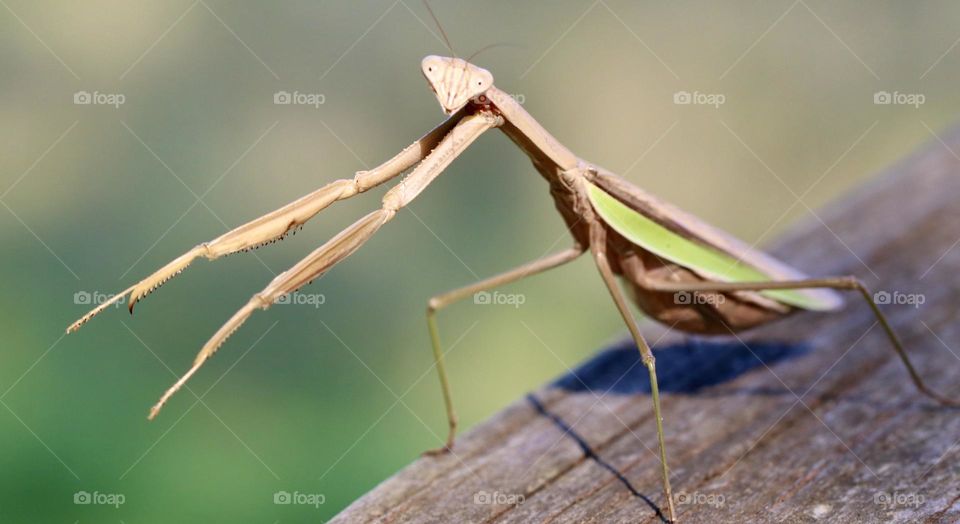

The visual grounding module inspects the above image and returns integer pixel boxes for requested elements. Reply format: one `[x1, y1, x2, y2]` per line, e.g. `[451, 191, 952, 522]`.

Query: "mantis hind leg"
[422, 245, 584, 455]
[645, 276, 960, 408]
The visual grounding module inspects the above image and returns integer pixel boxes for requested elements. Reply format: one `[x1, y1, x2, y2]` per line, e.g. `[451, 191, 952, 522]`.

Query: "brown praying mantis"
[67, 36, 960, 524]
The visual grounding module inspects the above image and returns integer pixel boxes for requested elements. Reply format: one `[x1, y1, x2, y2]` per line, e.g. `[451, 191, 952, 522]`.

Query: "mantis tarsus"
[68, 46, 960, 524]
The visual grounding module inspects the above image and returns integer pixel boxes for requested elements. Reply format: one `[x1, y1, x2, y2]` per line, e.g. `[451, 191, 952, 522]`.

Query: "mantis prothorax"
[68, 52, 960, 524]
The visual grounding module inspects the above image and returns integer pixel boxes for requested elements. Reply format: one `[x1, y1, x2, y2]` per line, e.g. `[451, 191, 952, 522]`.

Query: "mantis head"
[421, 55, 494, 114]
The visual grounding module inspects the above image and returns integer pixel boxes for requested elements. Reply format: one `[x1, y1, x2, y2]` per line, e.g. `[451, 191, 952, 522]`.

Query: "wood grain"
[331, 129, 960, 524]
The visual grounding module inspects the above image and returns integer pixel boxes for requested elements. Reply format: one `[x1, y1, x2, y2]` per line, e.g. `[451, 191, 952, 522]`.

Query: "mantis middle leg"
[423, 244, 584, 454]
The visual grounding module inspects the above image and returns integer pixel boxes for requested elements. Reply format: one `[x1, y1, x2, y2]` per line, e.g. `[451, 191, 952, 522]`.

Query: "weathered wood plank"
[331, 128, 960, 524]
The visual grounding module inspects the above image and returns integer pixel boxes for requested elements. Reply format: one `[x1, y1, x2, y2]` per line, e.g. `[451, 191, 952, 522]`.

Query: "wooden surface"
[331, 130, 960, 524]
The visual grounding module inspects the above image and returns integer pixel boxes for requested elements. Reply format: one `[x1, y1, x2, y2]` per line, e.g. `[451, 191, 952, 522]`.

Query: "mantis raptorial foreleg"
[589, 220, 677, 523]
[148, 110, 502, 419]
[642, 277, 960, 408]
[66, 106, 472, 334]
[423, 244, 585, 454]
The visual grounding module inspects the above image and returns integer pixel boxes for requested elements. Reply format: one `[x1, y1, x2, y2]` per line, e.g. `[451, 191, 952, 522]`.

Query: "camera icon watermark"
[674, 90, 725, 108]
[473, 490, 525, 505]
[873, 91, 925, 108]
[275, 291, 325, 308]
[273, 490, 325, 508]
[675, 490, 726, 508]
[673, 291, 725, 306]
[473, 291, 526, 308]
[274, 90, 326, 108]
[73, 490, 125, 508]
[74, 90, 126, 108]
[873, 290, 925, 308]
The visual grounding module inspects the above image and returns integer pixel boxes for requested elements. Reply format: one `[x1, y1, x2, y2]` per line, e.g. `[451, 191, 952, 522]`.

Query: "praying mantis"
[67, 36, 960, 524]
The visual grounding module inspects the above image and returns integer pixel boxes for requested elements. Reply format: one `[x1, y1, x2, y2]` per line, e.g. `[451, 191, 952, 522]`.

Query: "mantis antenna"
[424, 0, 456, 57]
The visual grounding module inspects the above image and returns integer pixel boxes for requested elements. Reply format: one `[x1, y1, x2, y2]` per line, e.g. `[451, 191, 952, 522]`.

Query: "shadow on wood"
[551, 339, 809, 395]
[331, 129, 960, 523]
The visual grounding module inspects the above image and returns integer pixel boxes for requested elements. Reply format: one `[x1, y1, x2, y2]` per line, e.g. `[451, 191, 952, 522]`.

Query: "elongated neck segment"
[484, 86, 580, 174]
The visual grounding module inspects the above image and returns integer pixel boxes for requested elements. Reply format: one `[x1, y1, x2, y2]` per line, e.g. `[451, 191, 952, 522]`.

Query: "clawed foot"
[422, 444, 453, 457]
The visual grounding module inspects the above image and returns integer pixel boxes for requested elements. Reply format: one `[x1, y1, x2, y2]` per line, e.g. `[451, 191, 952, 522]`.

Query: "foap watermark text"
[676, 490, 726, 508]
[274, 90, 326, 108]
[273, 490, 325, 508]
[474, 291, 525, 308]
[674, 291, 725, 306]
[674, 90, 725, 108]
[874, 290, 925, 308]
[874, 491, 924, 510]
[874, 91, 925, 108]
[275, 291, 326, 308]
[74, 91, 126, 108]
[73, 290, 125, 307]
[473, 490, 525, 505]
[74, 490, 125, 508]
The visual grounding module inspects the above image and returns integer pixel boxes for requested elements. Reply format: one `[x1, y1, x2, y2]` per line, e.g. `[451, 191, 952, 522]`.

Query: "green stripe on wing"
[586, 182, 833, 311]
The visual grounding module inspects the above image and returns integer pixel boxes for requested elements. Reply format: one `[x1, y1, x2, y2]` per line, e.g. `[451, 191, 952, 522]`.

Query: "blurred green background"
[2, 1, 959, 521]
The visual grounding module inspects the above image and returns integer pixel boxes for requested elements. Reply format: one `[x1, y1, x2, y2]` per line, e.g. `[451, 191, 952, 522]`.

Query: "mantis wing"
[586, 173, 843, 311]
